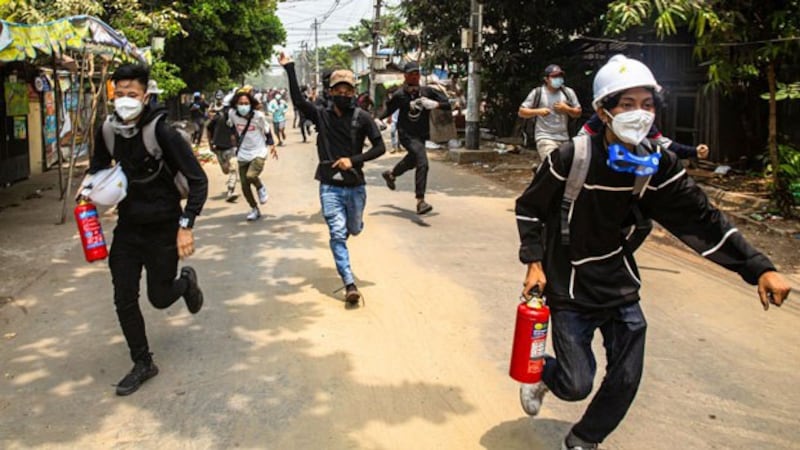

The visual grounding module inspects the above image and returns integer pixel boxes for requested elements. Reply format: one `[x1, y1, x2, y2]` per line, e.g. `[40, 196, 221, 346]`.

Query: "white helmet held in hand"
[80, 165, 128, 206]
[592, 54, 661, 111]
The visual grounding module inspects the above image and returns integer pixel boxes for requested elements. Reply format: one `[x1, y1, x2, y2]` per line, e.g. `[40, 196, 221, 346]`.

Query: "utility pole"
[313, 18, 320, 93]
[465, 0, 483, 150]
[369, 0, 382, 111]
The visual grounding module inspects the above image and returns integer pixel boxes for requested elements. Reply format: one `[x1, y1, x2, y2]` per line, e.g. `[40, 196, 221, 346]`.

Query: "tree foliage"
[605, 0, 800, 213]
[0, 0, 285, 94]
[162, 0, 285, 90]
[338, 7, 406, 50]
[401, 0, 611, 136]
[317, 44, 352, 72]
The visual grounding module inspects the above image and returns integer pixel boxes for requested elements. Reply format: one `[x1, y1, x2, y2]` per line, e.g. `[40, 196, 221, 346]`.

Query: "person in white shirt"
[227, 89, 278, 221]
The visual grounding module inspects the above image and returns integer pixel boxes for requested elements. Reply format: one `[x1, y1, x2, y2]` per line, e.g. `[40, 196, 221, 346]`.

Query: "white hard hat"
[592, 54, 661, 110]
[80, 165, 128, 206]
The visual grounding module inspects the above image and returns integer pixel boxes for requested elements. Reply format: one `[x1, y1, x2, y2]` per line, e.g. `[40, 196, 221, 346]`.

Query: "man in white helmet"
[514, 54, 791, 449]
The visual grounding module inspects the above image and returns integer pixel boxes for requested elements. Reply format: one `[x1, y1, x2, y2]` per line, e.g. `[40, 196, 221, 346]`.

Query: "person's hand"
[553, 101, 569, 114]
[537, 108, 551, 117]
[418, 97, 439, 110]
[696, 144, 710, 159]
[375, 118, 387, 130]
[177, 228, 195, 259]
[270, 145, 279, 160]
[278, 52, 292, 66]
[522, 262, 547, 299]
[758, 271, 791, 310]
[332, 157, 353, 171]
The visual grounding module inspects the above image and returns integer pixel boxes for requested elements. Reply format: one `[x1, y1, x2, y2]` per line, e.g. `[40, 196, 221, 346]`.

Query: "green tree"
[605, 0, 800, 215]
[338, 7, 406, 49]
[401, 0, 611, 136]
[162, 0, 285, 90]
[317, 44, 353, 72]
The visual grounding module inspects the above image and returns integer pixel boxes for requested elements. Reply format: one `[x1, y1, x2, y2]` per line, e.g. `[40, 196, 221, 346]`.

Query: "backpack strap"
[350, 107, 362, 153]
[101, 117, 116, 156]
[141, 113, 166, 160]
[561, 134, 592, 246]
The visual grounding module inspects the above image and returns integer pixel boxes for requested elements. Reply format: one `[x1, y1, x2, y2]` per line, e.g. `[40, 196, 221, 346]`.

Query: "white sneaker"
[562, 432, 598, 450]
[245, 208, 261, 221]
[520, 382, 548, 416]
[257, 186, 269, 205]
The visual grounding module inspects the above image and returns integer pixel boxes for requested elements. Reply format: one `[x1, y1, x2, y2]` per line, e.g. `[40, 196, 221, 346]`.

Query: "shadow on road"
[480, 417, 574, 450]
[1, 206, 474, 447]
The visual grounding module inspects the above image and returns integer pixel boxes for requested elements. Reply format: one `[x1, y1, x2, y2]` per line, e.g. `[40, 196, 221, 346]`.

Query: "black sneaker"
[181, 266, 204, 314]
[416, 201, 433, 215]
[116, 358, 159, 396]
[345, 284, 362, 306]
[382, 171, 396, 190]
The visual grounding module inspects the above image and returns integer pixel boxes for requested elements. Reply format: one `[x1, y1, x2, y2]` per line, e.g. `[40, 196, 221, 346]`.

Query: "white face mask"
[237, 104, 251, 116]
[605, 109, 655, 145]
[114, 97, 144, 122]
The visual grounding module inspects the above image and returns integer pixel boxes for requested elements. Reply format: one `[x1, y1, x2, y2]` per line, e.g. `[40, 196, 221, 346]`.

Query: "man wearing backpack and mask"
[518, 64, 582, 164]
[88, 63, 209, 396]
[514, 54, 790, 449]
[279, 52, 385, 306]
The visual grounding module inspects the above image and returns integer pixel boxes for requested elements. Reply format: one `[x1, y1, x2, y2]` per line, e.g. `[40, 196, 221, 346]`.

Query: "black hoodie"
[90, 106, 208, 228]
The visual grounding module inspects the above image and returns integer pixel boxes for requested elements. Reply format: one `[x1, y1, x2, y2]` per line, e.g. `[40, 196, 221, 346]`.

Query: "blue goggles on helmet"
[607, 143, 661, 177]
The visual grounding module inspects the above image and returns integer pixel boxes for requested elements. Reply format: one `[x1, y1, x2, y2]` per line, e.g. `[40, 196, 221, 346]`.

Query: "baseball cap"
[544, 64, 564, 77]
[404, 61, 420, 73]
[329, 69, 356, 88]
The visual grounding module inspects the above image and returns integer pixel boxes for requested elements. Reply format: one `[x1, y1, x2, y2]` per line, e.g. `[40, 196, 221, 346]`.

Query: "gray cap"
[404, 61, 420, 73]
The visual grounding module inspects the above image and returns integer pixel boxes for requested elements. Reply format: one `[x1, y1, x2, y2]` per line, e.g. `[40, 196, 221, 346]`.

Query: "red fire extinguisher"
[74, 200, 108, 263]
[509, 289, 550, 383]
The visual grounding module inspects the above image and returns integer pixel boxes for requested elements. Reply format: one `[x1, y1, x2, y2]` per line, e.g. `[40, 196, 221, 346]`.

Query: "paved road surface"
[1, 129, 798, 449]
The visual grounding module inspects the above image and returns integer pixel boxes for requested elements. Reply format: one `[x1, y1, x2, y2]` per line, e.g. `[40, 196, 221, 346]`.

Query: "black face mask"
[332, 95, 355, 111]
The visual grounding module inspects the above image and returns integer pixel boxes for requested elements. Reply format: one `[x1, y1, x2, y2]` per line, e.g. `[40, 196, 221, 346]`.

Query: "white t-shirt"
[521, 86, 577, 142]
[228, 109, 272, 162]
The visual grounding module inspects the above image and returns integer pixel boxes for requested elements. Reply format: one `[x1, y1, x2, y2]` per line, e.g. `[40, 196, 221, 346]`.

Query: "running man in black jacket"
[89, 64, 209, 396]
[279, 52, 386, 306]
[515, 55, 790, 450]
[379, 61, 450, 215]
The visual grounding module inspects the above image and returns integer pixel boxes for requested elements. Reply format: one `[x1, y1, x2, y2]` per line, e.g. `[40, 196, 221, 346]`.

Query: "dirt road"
[1, 129, 798, 449]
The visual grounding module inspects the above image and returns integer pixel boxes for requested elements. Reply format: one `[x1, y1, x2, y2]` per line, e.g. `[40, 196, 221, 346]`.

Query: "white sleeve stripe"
[623, 255, 642, 285]
[516, 215, 540, 222]
[546, 153, 567, 181]
[583, 184, 634, 192]
[701, 228, 739, 257]
[571, 246, 624, 266]
[655, 169, 686, 190]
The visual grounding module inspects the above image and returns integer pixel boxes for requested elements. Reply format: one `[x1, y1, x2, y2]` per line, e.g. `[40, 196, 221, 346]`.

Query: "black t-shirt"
[381, 85, 450, 140]
[189, 100, 208, 120]
[284, 63, 386, 186]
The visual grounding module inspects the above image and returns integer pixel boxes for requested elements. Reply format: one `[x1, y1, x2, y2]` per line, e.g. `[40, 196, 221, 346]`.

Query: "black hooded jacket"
[515, 134, 775, 311]
[90, 106, 208, 228]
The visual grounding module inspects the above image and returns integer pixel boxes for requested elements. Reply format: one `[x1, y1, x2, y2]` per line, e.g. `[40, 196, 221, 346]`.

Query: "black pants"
[542, 302, 647, 444]
[391, 133, 428, 199]
[109, 221, 188, 363]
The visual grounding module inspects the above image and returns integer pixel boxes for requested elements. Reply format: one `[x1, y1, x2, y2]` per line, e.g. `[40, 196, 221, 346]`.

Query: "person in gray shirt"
[518, 64, 582, 163]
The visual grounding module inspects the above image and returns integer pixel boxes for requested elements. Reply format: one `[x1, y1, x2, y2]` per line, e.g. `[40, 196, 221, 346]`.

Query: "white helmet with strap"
[79, 165, 128, 206]
[592, 54, 661, 111]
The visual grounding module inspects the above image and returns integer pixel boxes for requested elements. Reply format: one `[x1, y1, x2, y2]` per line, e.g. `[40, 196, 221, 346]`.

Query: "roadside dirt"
[430, 148, 800, 275]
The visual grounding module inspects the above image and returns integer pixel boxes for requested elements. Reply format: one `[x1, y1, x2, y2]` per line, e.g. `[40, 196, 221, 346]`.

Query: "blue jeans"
[320, 183, 366, 285]
[542, 302, 647, 444]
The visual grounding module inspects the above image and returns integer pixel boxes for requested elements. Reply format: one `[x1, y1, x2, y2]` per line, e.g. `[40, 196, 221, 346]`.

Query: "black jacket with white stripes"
[515, 133, 775, 311]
